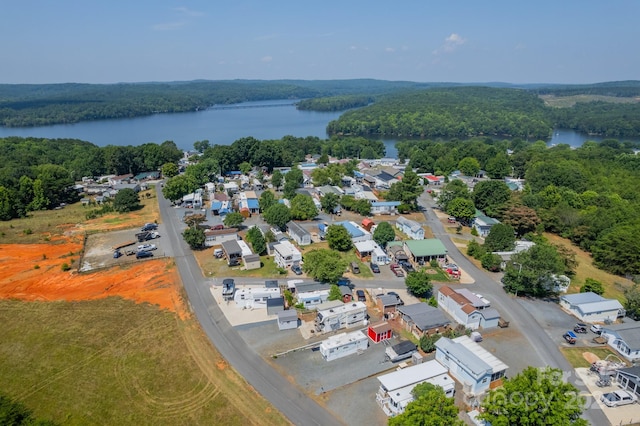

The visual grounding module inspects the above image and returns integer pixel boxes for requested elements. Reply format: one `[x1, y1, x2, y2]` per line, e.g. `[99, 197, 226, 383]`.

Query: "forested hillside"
[327, 87, 552, 139]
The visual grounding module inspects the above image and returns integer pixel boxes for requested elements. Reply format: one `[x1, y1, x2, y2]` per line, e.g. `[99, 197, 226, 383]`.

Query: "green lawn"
[560, 346, 624, 369]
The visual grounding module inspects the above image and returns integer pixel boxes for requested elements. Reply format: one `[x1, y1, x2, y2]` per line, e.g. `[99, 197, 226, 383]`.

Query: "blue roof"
[371, 201, 401, 207]
[336, 221, 364, 238]
[247, 199, 259, 209]
[354, 171, 364, 177]
[211, 201, 223, 210]
[227, 171, 242, 175]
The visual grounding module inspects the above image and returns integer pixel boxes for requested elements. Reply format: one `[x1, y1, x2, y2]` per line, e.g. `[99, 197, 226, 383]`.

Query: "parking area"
[80, 224, 172, 271]
[576, 368, 640, 425]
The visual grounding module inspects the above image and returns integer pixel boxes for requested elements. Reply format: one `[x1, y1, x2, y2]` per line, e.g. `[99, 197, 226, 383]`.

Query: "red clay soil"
[0, 240, 186, 317]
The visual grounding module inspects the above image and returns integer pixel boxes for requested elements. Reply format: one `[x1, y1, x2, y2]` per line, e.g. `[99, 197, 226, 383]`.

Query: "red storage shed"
[368, 322, 393, 344]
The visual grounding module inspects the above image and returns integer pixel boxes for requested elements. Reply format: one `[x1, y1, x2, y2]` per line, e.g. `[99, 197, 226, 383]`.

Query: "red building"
[368, 322, 393, 343]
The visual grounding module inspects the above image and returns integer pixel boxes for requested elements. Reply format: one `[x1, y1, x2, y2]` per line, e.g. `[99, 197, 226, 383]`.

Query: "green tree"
[250, 231, 266, 255]
[113, 188, 141, 212]
[485, 152, 512, 179]
[302, 249, 347, 284]
[162, 175, 199, 202]
[29, 178, 49, 211]
[0, 186, 17, 220]
[353, 199, 372, 216]
[290, 194, 318, 220]
[500, 203, 541, 236]
[263, 203, 291, 230]
[239, 161, 252, 175]
[386, 168, 423, 209]
[317, 153, 329, 165]
[161, 162, 179, 178]
[446, 197, 475, 223]
[458, 157, 481, 176]
[328, 284, 342, 301]
[0, 393, 57, 425]
[182, 227, 205, 250]
[389, 383, 464, 426]
[326, 225, 353, 251]
[405, 270, 433, 298]
[437, 179, 470, 211]
[184, 213, 206, 229]
[484, 223, 516, 252]
[580, 278, 604, 295]
[467, 239, 486, 259]
[34, 164, 75, 208]
[259, 190, 277, 212]
[271, 169, 283, 190]
[283, 167, 304, 199]
[473, 180, 511, 217]
[419, 334, 441, 353]
[502, 242, 567, 297]
[373, 221, 395, 248]
[480, 367, 587, 426]
[193, 139, 210, 153]
[320, 193, 340, 214]
[481, 252, 503, 272]
[625, 284, 640, 320]
[592, 225, 640, 276]
[223, 212, 245, 228]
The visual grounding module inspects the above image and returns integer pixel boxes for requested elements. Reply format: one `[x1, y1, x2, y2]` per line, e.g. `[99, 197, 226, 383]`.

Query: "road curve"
[158, 187, 343, 426]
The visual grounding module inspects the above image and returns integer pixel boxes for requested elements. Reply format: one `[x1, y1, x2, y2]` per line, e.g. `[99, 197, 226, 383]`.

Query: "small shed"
[221, 240, 243, 266]
[266, 297, 285, 316]
[277, 310, 299, 330]
[368, 322, 393, 343]
[340, 286, 353, 303]
[361, 218, 375, 232]
[243, 253, 261, 270]
[377, 294, 402, 314]
[385, 340, 418, 362]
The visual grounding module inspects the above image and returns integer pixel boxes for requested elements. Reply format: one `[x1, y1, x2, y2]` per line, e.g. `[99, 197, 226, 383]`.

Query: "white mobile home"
[559, 292, 625, 323]
[297, 289, 330, 308]
[272, 241, 303, 268]
[277, 310, 299, 331]
[319, 331, 368, 361]
[315, 301, 367, 333]
[376, 360, 454, 417]
[234, 287, 281, 309]
[396, 216, 425, 240]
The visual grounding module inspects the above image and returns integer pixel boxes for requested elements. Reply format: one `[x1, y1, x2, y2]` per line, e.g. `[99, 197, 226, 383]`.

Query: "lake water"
[0, 100, 631, 158]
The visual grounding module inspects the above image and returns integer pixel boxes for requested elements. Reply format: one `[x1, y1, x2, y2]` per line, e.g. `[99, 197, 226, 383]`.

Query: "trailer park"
[159, 158, 640, 426]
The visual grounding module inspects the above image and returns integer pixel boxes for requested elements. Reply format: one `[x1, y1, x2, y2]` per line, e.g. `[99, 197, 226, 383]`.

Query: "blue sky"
[2, 1, 638, 85]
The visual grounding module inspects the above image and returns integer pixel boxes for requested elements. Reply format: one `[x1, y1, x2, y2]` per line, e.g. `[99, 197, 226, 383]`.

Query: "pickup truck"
[563, 331, 577, 344]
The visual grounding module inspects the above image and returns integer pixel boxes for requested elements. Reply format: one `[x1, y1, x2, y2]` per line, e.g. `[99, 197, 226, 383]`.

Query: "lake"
[0, 100, 631, 158]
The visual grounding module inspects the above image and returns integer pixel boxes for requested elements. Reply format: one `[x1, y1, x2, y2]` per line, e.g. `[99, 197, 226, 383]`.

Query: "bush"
[34, 265, 40, 269]
[23, 228, 32, 235]
[429, 259, 439, 268]
[419, 333, 441, 353]
[470, 227, 479, 236]
[61, 263, 71, 271]
[467, 240, 486, 259]
[481, 252, 502, 272]
[580, 278, 604, 295]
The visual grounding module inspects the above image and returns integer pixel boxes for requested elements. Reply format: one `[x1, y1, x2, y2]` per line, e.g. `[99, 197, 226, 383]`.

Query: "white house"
[559, 292, 625, 323]
[601, 322, 640, 362]
[272, 241, 302, 269]
[438, 286, 500, 330]
[395, 216, 425, 240]
[277, 310, 299, 331]
[234, 287, 281, 309]
[370, 201, 401, 215]
[296, 289, 330, 308]
[319, 331, 368, 361]
[354, 240, 389, 265]
[472, 210, 500, 237]
[436, 335, 508, 396]
[315, 301, 367, 333]
[376, 360, 455, 417]
[286, 221, 311, 246]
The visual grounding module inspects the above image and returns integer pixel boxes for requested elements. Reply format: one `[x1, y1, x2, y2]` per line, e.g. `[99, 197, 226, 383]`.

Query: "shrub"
[470, 227, 479, 236]
[34, 265, 40, 269]
[61, 263, 71, 271]
[23, 228, 32, 235]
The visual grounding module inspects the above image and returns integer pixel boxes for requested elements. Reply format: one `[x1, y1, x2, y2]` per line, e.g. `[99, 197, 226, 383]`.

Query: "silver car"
[601, 390, 637, 407]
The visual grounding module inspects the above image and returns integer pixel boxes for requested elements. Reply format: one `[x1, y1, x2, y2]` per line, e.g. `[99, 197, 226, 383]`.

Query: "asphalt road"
[158, 187, 343, 426]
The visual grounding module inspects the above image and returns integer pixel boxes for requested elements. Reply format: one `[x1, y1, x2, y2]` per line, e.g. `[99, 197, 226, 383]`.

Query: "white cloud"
[433, 33, 466, 55]
[385, 47, 395, 53]
[173, 7, 204, 17]
[261, 56, 273, 63]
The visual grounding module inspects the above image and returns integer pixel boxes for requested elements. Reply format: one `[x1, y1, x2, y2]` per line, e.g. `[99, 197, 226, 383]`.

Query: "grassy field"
[540, 94, 640, 108]
[544, 233, 633, 303]
[0, 298, 288, 426]
[0, 186, 160, 244]
[560, 346, 623, 369]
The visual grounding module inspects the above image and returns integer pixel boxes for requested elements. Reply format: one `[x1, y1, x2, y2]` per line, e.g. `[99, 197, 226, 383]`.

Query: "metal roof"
[404, 239, 448, 257]
[377, 360, 448, 392]
[436, 336, 508, 379]
[398, 303, 451, 330]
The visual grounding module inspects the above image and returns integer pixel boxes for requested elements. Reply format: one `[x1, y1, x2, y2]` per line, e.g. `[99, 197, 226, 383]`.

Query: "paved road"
[416, 192, 608, 425]
[158, 187, 343, 426]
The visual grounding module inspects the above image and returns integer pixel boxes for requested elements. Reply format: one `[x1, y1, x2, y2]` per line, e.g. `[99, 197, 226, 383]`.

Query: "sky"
[2, 0, 639, 85]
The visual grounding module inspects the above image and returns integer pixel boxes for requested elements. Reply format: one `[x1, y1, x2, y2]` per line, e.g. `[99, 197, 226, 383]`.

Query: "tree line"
[0, 137, 182, 220]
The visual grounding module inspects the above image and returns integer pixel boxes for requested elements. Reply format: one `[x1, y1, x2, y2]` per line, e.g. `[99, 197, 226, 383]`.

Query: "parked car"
[563, 331, 577, 344]
[350, 262, 361, 274]
[399, 261, 415, 273]
[591, 324, 603, 334]
[356, 290, 366, 302]
[141, 223, 158, 232]
[212, 224, 224, 230]
[113, 249, 122, 259]
[574, 323, 588, 333]
[291, 264, 303, 275]
[370, 262, 380, 273]
[600, 390, 638, 407]
[136, 250, 153, 259]
[337, 278, 353, 288]
[137, 243, 157, 251]
[213, 248, 224, 258]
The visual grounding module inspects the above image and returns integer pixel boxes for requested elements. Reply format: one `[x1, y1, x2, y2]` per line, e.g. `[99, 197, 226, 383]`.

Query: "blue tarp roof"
[371, 201, 401, 206]
[247, 199, 259, 209]
[211, 201, 223, 210]
[354, 171, 364, 177]
[336, 221, 364, 238]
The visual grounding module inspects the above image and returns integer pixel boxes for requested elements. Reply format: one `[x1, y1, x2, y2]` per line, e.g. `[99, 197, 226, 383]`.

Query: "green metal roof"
[404, 239, 448, 257]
